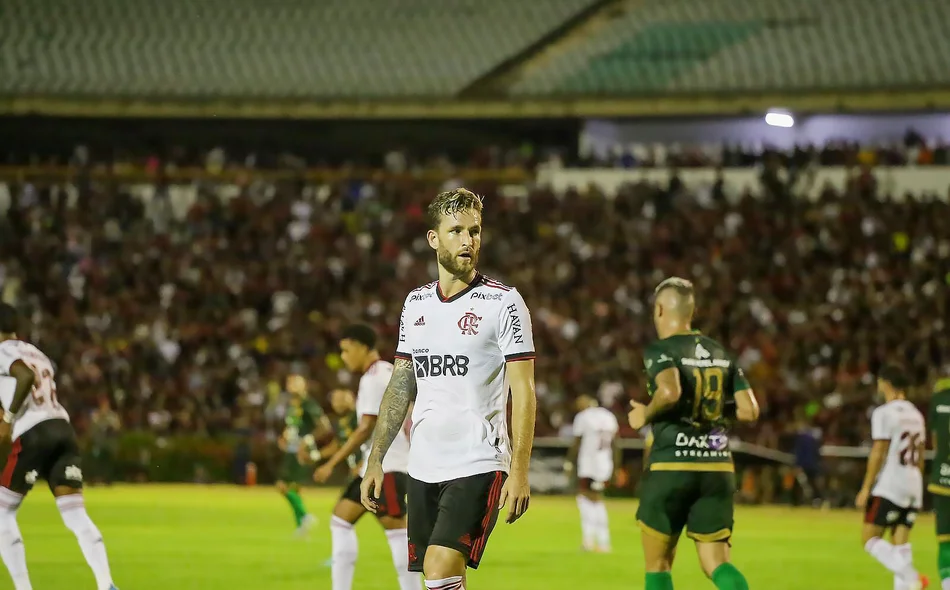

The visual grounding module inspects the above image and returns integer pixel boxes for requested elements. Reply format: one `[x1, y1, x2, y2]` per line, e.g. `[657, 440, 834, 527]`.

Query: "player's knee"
[275, 481, 288, 494]
[860, 525, 879, 545]
[423, 545, 466, 579]
[330, 516, 359, 563]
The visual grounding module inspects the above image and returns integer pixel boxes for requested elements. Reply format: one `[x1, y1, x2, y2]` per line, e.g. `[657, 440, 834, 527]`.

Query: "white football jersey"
[0, 340, 71, 440]
[871, 399, 926, 509]
[396, 274, 535, 483]
[573, 406, 619, 482]
[357, 359, 410, 476]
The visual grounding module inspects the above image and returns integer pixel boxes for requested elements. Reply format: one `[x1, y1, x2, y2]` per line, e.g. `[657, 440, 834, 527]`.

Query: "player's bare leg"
[53, 486, 117, 590]
[640, 530, 677, 590]
[578, 487, 611, 552]
[0, 487, 32, 590]
[864, 522, 925, 589]
[694, 541, 749, 590]
[423, 545, 467, 590]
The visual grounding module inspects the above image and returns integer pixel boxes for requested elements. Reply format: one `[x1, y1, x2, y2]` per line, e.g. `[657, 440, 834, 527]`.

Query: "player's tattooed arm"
[366, 358, 417, 466]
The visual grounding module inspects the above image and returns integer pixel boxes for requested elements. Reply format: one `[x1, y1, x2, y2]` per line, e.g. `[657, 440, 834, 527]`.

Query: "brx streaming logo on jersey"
[414, 355, 470, 378]
[458, 312, 481, 335]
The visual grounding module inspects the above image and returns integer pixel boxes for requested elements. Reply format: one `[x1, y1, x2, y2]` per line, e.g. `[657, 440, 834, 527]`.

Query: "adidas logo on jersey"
[695, 343, 711, 359]
[414, 316, 425, 326]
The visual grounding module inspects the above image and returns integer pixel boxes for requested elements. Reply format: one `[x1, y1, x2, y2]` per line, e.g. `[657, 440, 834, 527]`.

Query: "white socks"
[385, 528, 421, 590]
[426, 575, 464, 590]
[589, 499, 611, 550]
[865, 537, 918, 585]
[576, 496, 595, 549]
[0, 489, 30, 590]
[576, 495, 611, 551]
[57, 495, 113, 590]
[330, 516, 358, 590]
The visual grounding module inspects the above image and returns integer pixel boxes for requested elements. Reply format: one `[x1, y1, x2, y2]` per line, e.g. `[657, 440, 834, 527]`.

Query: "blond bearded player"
[361, 189, 537, 590]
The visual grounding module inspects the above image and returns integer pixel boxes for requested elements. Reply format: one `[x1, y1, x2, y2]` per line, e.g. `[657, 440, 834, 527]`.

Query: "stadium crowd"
[0, 160, 947, 462]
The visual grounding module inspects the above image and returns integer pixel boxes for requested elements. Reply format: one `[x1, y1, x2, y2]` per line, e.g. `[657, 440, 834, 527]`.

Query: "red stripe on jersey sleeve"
[504, 352, 536, 362]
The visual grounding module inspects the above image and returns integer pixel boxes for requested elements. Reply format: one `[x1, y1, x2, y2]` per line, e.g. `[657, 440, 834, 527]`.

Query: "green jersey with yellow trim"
[643, 331, 750, 471]
[928, 378, 950, 494]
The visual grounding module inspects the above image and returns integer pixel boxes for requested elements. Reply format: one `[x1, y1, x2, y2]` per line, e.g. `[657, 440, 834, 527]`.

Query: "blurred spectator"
[0, 149, 948, 453]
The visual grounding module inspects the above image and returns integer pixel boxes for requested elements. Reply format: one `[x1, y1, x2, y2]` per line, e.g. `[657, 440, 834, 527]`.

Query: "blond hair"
[426, 188, 484, 229]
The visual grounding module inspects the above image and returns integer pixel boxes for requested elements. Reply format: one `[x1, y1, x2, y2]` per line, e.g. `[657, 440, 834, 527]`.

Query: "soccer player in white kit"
[565, 394, 619, 553]
[856, 365, 929, 590]
[360, 188, 537, 590]
[309, 324, 417, 590]
[0, 303, 119, 590]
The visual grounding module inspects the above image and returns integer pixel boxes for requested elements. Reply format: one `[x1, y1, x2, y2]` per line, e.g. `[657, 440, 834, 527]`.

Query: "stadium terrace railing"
[538, 166, 950, 199]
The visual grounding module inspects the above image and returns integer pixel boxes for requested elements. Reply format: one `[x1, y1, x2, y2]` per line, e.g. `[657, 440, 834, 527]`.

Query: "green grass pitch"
[11, 485, 939, 589]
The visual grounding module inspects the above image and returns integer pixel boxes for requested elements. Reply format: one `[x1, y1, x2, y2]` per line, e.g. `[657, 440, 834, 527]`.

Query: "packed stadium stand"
[1, 156, 946, 455]
[0, 0, 599, 98]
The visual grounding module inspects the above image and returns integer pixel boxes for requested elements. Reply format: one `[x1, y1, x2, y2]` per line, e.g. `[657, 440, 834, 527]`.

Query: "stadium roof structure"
[2, 0, 949, 119]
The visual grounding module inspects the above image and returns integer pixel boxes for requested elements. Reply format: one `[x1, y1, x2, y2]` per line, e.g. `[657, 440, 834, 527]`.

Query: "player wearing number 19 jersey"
[0, 303, 118, 590]
[627, 278, 759, 590]
[857, 365, 928, 590]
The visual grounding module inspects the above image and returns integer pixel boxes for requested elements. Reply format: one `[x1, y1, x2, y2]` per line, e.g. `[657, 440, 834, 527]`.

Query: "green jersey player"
[929, 376, 950, 589]
[310, 388, 363, 477]
[277, 374, 329, 535]
[628, 277, 760, 590]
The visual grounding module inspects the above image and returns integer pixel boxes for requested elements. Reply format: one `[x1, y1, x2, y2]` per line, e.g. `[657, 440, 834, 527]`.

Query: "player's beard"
[437, 245, 478, 278]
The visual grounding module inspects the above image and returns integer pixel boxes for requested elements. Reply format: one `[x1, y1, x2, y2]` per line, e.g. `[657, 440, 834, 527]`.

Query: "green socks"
[711, 563, 749, 590]
[284, 490, 307, 526]
[645, 564, 747, 589]
[645, 572, 674, 590]
[939, 541, 950, 581]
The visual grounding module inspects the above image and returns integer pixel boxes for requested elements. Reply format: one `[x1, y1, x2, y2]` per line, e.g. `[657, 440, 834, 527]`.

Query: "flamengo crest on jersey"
[395, 274, 535, 484]
[0, 340, 71, 441]
[356, 359, 410, 476]
[871, 399, 926, 509]
[573, 406, 619, 482]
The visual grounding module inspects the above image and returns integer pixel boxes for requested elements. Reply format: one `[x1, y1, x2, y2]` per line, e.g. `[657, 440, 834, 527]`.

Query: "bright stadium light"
[765, 111, 795, 128]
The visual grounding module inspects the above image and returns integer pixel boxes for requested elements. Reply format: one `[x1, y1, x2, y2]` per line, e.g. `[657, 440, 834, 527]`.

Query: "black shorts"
[342, 472, 408, 518]
[578, 477, 606, 493]
[1, 419, 83, 496]
[864, 496, 918, 530]
[407, 471, 506, 572]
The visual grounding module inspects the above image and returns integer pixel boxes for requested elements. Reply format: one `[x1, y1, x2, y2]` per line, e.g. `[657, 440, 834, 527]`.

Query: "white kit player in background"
[856, 365, 928, 590]
[565, 395, 619, 553]
[361, 189, 537, 590]
[309, 324, 417, 590]
[0, 303, 119, 590]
